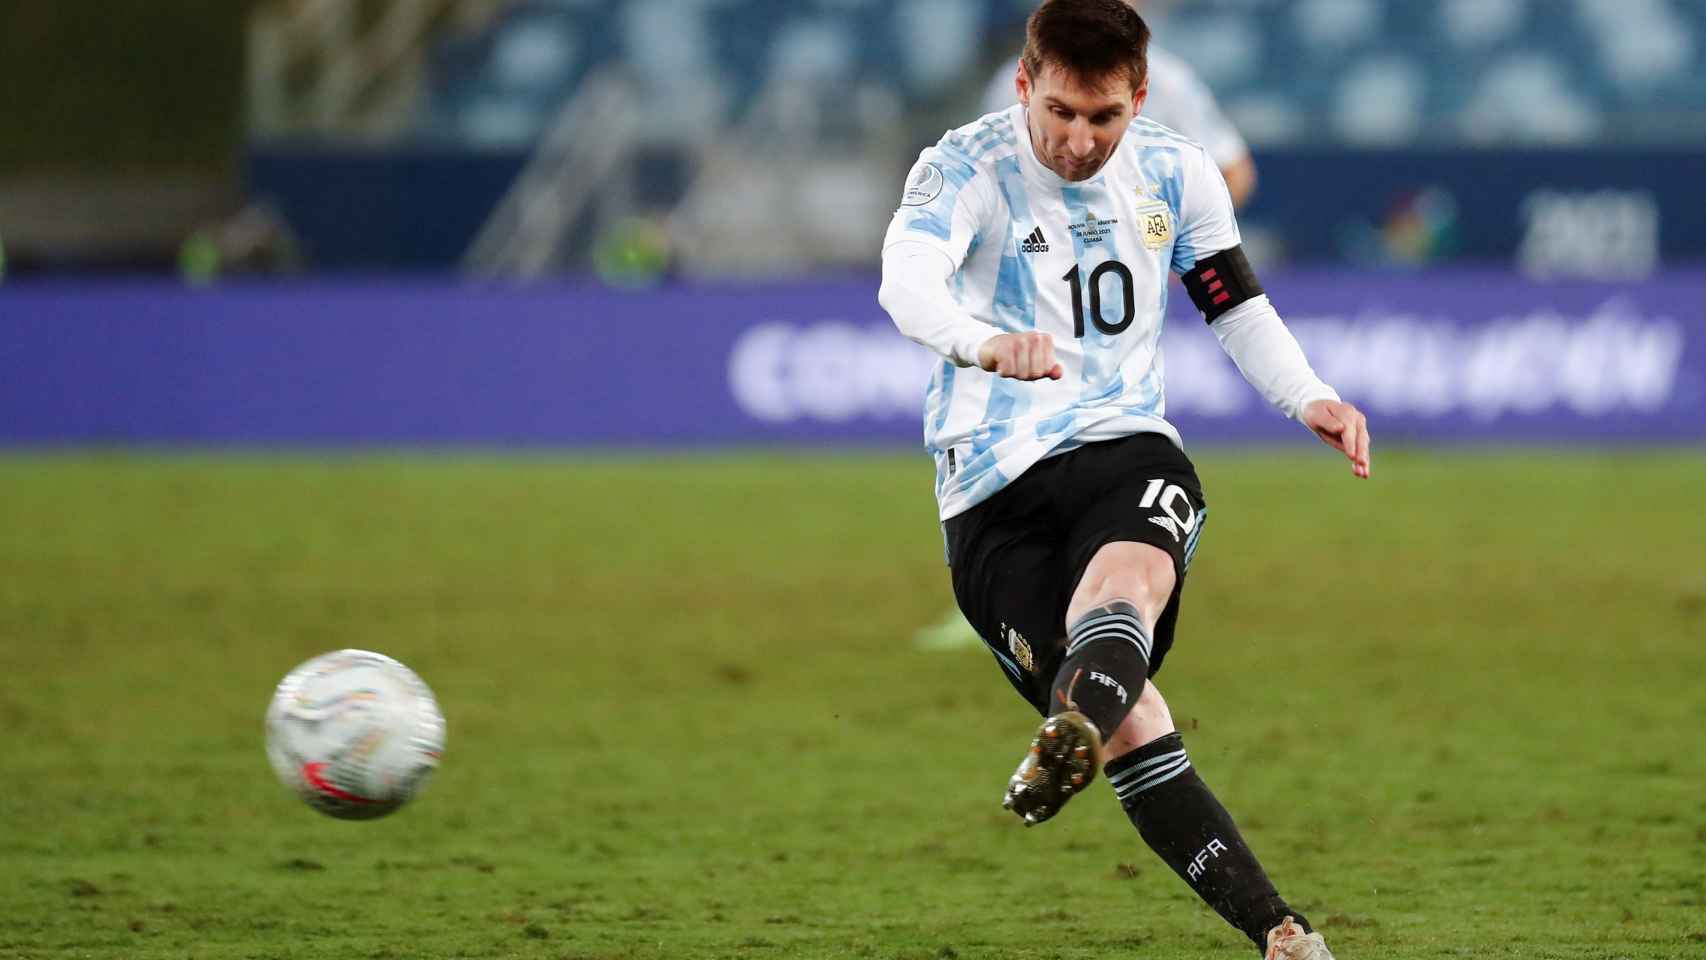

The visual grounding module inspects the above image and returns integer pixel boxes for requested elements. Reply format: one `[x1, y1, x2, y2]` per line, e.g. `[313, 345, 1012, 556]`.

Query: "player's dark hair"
[1022, 0, 1150, 92]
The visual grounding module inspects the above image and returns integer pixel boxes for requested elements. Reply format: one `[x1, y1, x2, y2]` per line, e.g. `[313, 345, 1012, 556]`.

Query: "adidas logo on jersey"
[1019, 227, 1049, 254]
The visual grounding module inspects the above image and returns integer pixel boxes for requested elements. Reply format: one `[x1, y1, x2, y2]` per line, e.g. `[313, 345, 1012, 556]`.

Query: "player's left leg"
[1071, 551, 1330, 957]
[1036, 542, 1332, 957]
[1103, 680, 1328, 956]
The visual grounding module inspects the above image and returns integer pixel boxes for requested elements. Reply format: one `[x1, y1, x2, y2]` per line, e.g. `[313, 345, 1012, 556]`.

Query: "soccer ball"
[265, 649, 446, 820]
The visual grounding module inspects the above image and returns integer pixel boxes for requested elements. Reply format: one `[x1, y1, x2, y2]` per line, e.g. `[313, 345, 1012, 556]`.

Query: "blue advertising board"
[1, 270, 1701, 447]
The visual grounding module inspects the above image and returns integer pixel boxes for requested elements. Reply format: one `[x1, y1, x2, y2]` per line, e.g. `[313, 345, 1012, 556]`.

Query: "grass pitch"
[1, 449, 1703, 959]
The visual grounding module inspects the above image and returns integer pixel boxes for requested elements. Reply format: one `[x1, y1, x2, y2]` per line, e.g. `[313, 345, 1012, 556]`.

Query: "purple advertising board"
[1, 270, 1702, 447]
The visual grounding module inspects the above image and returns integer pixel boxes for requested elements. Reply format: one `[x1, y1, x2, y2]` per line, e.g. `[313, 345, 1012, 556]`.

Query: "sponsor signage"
[2, 270, 1702, 445]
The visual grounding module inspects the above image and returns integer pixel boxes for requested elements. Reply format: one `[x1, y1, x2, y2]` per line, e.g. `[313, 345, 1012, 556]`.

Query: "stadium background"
[2, 2, 1704, 958]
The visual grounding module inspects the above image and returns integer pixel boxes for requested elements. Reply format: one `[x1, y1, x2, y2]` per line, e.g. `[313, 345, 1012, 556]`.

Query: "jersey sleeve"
[1169, 143, 1242, 275]
[881, 138, 997, 270]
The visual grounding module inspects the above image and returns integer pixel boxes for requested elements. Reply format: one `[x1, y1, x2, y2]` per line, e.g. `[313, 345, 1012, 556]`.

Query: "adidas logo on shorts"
[1019, 227, 1049, 254]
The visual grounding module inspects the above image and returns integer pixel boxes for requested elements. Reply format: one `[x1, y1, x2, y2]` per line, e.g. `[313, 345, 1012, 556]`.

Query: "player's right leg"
[1002, 541, 1175, 824]
[1001, 433, 1203, 825]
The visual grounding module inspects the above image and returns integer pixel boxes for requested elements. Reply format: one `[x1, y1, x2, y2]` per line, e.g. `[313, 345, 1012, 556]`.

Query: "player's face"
[1017, 61, 1145, 182]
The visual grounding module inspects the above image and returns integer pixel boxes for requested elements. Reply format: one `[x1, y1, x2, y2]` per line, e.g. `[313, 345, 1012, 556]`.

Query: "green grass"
[1, 449, 1703, 959]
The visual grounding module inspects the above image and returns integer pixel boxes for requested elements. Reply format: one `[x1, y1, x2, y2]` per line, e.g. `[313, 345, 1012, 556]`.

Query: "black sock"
[1048, 601, 1150, 736]
[1108, 732, 1309, 949]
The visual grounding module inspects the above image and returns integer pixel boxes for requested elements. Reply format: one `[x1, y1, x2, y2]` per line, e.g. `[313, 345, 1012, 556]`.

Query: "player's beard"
[1057, 155, 1104, 180]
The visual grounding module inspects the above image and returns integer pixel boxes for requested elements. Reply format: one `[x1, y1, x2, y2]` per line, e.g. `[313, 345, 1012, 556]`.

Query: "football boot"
[1265, 916, 1335, 960]
[1001, 710, 1102, 826]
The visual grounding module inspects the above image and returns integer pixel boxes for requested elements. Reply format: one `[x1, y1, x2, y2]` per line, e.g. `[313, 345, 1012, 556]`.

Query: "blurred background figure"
[980, 0, 1257, 208]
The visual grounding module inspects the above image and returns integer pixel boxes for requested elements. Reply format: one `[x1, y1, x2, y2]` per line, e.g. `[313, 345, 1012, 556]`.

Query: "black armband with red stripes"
[1181, 245, 1264, 324]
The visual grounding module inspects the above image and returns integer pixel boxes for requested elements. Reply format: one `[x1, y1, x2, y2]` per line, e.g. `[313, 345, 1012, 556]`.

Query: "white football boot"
[1265, 916, 1334, 960]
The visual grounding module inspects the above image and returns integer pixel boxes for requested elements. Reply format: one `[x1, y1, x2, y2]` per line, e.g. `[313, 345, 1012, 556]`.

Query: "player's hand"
[977, 332, 1063, 381]
[1302, 398, 1371, 478]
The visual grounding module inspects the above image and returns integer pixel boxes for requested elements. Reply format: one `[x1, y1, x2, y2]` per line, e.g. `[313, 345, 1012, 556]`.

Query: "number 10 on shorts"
[1139, 478, 1197, 536]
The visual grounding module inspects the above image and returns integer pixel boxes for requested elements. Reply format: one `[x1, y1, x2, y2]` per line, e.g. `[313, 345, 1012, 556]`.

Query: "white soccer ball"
[265, 649, 446, 820]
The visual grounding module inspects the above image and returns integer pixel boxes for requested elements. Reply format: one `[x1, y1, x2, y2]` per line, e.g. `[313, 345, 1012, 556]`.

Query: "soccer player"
[911, 0, 1260, 651]
[876, 2, 1367, 958]
[981, 0, 1258, 208]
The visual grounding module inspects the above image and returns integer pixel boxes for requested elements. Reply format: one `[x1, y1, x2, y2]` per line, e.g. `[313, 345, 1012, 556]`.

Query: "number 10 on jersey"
[1063, 261, 1135, 338]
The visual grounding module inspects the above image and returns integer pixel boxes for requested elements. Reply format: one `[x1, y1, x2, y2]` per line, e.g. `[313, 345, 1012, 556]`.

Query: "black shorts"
[942, 432, 1207, 716]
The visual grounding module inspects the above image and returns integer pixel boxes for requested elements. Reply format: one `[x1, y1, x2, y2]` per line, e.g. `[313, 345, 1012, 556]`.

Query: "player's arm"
[878, 244, 1061, 380]
[1181, 249, 1369, 478]
[1171, 146, 1369, 478]
[878, 148, 1060, 381]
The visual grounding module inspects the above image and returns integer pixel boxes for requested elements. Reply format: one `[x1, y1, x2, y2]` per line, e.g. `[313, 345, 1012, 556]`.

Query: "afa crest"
[1004, 623, 1036, 673]
[1139, 207, 1172, 251]
[1135, 188, 1172, 251]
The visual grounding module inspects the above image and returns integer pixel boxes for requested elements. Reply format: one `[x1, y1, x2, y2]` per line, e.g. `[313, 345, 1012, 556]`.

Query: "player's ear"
[1131, 78, 1148, 117]
[1016, 59, 1031, 106]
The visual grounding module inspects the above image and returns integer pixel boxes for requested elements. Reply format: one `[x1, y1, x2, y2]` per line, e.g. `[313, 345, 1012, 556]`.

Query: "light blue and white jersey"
[882, 104, 1241, 521]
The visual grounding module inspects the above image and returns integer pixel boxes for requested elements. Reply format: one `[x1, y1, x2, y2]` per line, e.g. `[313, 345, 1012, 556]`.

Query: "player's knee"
[1068, 541, 1176, 627]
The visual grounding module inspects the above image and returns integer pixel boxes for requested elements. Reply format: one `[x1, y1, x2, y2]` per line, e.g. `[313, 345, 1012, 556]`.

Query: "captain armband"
[1180, 245, 1264, 324]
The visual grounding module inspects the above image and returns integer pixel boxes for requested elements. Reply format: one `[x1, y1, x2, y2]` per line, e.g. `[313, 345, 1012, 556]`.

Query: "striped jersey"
[882, 103, 1240, 521]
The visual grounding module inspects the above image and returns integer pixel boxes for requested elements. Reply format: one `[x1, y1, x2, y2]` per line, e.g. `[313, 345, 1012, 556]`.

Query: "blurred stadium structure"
[232, 0, 1706, 278]
[1, 0, 1702, 278]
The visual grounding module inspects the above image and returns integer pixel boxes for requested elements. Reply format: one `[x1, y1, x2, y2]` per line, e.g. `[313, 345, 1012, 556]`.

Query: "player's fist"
[977, 332, 1063, 381]
[1302, 398, 1371, 479]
